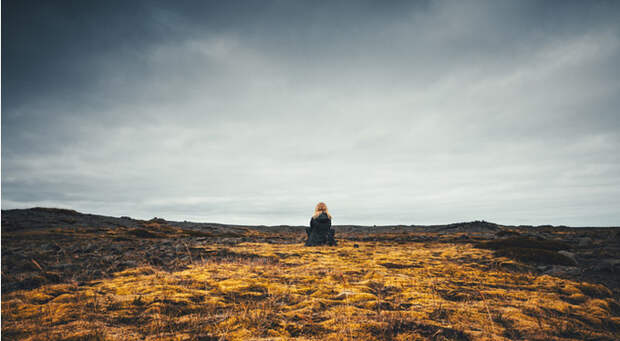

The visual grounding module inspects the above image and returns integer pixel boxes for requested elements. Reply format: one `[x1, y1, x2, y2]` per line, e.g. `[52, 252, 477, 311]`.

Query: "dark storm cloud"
[2, 0, 620, 225]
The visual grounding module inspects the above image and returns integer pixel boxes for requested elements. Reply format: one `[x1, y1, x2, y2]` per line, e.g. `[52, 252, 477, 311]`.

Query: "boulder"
[544, 265, 580, 276]
[578, 237, 593, 248]
[558, 250, 577, 264]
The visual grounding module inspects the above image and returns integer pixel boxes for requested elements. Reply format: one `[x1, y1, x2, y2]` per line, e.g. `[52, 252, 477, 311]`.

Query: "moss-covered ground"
[3, 240, 619, 340]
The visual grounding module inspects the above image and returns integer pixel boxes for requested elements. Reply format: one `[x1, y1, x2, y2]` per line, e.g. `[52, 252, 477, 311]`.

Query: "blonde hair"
[312, 202, 332, 219]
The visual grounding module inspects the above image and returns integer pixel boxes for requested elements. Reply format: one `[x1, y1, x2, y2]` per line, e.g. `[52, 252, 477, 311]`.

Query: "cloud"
[3, 1, 620, 226]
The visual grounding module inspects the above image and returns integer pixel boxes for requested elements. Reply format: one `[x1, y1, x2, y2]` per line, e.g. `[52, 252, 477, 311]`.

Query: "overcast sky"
[2, 0, 620, 226]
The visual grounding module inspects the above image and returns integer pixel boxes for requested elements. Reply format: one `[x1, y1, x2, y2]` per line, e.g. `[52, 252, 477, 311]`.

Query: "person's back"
[305, 202, 337, 246]
[312, 212, 331, 233]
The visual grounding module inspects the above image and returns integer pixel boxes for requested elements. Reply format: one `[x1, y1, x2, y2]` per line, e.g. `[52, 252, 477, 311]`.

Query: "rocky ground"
[3, 208, 618, 296]
[1, 208, 619, 340]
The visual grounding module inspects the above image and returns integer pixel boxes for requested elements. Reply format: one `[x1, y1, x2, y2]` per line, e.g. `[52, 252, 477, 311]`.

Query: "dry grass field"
[2, 209, 619, 340]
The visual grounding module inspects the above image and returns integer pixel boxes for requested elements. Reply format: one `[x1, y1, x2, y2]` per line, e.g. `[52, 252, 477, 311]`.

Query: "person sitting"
[305, 202, 337, 246]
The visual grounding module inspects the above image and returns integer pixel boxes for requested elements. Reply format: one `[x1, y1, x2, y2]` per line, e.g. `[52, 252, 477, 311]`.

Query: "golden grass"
[2, 240, 618, 340]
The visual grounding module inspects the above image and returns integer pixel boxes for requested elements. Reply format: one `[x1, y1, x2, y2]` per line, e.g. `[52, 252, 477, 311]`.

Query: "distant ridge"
[2, 207, 611, 233]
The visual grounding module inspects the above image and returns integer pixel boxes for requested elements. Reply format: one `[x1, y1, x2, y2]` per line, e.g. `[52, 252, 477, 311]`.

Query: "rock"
[578, 237, 593, 248]
[50, 263, 79, 271]
[104, 254, 119, 262]
[40, 243, 57, 251]
[558, 251, 577, 264]
[593, 259, 620, 273]
[117, 261, 138, 269]
[544, 265, 580, 276]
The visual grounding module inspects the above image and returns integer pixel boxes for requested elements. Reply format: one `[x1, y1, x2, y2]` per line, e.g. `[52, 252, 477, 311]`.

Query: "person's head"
[313, 202, 332, 219]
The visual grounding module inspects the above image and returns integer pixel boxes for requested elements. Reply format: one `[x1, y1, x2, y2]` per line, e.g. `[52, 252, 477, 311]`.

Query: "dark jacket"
[305, 212, 337, 246]
[311, 212, 331, 233]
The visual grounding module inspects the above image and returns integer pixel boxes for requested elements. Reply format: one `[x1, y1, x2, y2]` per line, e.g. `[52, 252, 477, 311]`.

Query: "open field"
[2, 208, 620, 340]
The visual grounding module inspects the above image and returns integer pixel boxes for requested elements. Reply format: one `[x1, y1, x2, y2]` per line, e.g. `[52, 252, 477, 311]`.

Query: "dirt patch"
[127, 228, 166, 238]
[477, 237, 576, 265]
[478, 237, 571, 251]
[379, 262, 422, 269]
